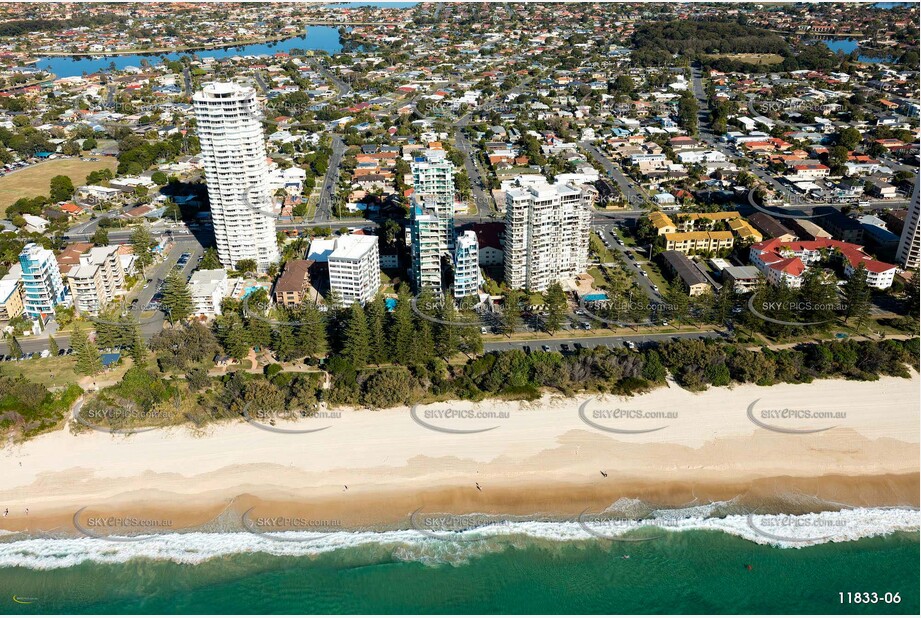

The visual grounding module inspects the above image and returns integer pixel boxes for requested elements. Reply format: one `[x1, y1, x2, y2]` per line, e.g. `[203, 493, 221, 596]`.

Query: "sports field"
[0, 157, 117, 215]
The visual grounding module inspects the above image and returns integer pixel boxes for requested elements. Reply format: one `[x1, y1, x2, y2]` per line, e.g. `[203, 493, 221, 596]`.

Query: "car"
[573, 342, 583, 351]
[541, 345, 551, 352]
[65, 348, 73, 356]
[624, 341, 637, 350]
[58, 348, 67, 356]
[652, 284, 659, 291]
[480, 327, 489, 334]
[560, 344, 570, 353]
[523, 345, 531, 354]
[582, 323, 591, 330]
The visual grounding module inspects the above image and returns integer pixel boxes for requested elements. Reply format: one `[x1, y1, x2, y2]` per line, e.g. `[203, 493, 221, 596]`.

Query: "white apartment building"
[896, 181, 919, 269]
[328, 234, 381, 306]
[18, 243, 67, 320]
[66, 246, 126, 316]
[410, 207, 446, 293]
[189, 269, 229, 318]
[193, 82, 279, 271]
[677, 149, 728, 165]
[411, 149, 456, 250]
[504, 181, 593, 291]
[453, 230, 480, 298]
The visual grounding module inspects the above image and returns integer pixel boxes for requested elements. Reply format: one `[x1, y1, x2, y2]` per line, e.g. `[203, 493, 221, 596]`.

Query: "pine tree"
[843, 265, 872, 332]
[543, 282, 568, 333]
[501, 288, 523, 336]
[435, 293, 460, 358]
[272, 322, 296, 361]
[130, 324, 147, 367]
[365, 295, 388, 364]
[161, 269, 193, 323]
[389, 287, 415, 364]
[7, 335, 23, 359]
[342, 303, 370, 367]
[296, 302, 327, 359]
[47, 334, 59, 356]
[72, 325, 102, 376]
[130, 225, 155, 274]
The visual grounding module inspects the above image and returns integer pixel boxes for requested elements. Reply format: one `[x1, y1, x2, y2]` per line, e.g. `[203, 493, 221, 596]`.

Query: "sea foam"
[0, 507, 917, 570]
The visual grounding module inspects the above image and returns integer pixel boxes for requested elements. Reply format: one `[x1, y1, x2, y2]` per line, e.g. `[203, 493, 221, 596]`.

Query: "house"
[22, 214, 49, 234]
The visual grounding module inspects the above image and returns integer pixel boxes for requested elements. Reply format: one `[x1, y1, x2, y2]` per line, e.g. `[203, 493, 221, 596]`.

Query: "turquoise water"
[34, 26, 343, 78]
[2, 531, 918, 614]
[818, 38, 897, 63]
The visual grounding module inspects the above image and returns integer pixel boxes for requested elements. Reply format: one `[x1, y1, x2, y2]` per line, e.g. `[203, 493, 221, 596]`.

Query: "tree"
[161, 269, 193, 323]
[389, 287, 415, 364]
[235, 258, 258, 274]
[435, 294, 461, 358]
[842, 265, 872, 332]
[130, 324, 147, 367]
[543, 283, 568, 333]
[130, 225, 156, 274]
[295, 302, 328, 359]
[151, 171, 168, 185]
[47, 335, 59, 357]
[6, 335, 23, 359]
[341, 303, 370, 367]
[199, 247, 221, 270]
[72, 325, 102, 376]
[49, 175, 75, 203]
[91, 227, 109, 245]
[365, 295, 388, 364]
[501, 288, 523, 336]
[82, 137, 97, 151]
[837, 127, 862, 151]
[214, 313, 250, 361]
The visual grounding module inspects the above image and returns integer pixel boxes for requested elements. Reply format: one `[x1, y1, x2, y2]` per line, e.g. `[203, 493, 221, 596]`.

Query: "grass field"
[703, 53, 785, 65]
[0, 158, 118, 215]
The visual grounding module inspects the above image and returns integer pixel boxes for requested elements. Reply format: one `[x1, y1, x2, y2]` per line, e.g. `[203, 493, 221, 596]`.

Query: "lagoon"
[33, 26, 343, 78]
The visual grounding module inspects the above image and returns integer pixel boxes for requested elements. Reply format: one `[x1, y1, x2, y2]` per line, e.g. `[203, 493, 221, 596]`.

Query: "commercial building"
[723, 265, 762, 293]
[193, 82, 279, 271]
[18, 243, 67, 319]
[328, 234, 381, 306]
[504, 180, 593, 291]
[896, 181, 919, 269]
[453, 230, 480, 298]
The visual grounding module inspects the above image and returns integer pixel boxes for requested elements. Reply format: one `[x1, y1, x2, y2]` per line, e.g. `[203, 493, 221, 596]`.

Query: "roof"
[723, 265, 761, 280]
[748, 212, 796, 239]
[664, 231, 734, 242]
[274, 259, 313, 293]
[752, 238, 896, 275]
[329, 234, 377, 261]
[660, 251, 709, 287]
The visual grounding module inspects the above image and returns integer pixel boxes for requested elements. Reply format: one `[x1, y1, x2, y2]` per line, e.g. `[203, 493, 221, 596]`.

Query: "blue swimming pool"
[582, 293, 608, 302]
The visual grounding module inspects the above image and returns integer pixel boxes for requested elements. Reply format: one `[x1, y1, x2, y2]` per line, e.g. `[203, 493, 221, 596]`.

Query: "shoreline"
[2, 374, 918, 538]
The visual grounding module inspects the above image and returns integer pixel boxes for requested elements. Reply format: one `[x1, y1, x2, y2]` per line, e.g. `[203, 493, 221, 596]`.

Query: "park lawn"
[702, 53, 784, 65]
[0, 158, 118, 216]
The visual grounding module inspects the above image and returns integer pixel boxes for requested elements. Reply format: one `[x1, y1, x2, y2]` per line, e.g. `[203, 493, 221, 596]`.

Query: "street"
[484, 330, 725, 353]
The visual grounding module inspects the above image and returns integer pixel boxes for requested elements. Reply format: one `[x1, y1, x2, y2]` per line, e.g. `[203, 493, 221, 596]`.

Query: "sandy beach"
[1, 374, 918, 535]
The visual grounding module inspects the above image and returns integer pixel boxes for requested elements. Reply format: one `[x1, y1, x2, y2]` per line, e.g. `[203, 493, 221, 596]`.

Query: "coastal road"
[314, 134, 346, 222]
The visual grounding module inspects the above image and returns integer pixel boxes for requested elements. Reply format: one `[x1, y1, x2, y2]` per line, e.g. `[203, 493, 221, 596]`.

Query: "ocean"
[2, 508, 918, 614]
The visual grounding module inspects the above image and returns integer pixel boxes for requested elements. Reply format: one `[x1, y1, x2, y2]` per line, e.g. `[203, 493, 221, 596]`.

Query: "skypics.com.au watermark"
[746, 295, 849, 327]
[745, 512, 850, 545]
[241, 508, 342, 543]
[241, 402, 340, 435]
[578, 398, 677, 434]
[72, 401, 173, 435]
[747, 399, 846, 434]
[72, 507, 174, 542]
[577, 297, 679, 328]
[410, 404, 510, 434]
